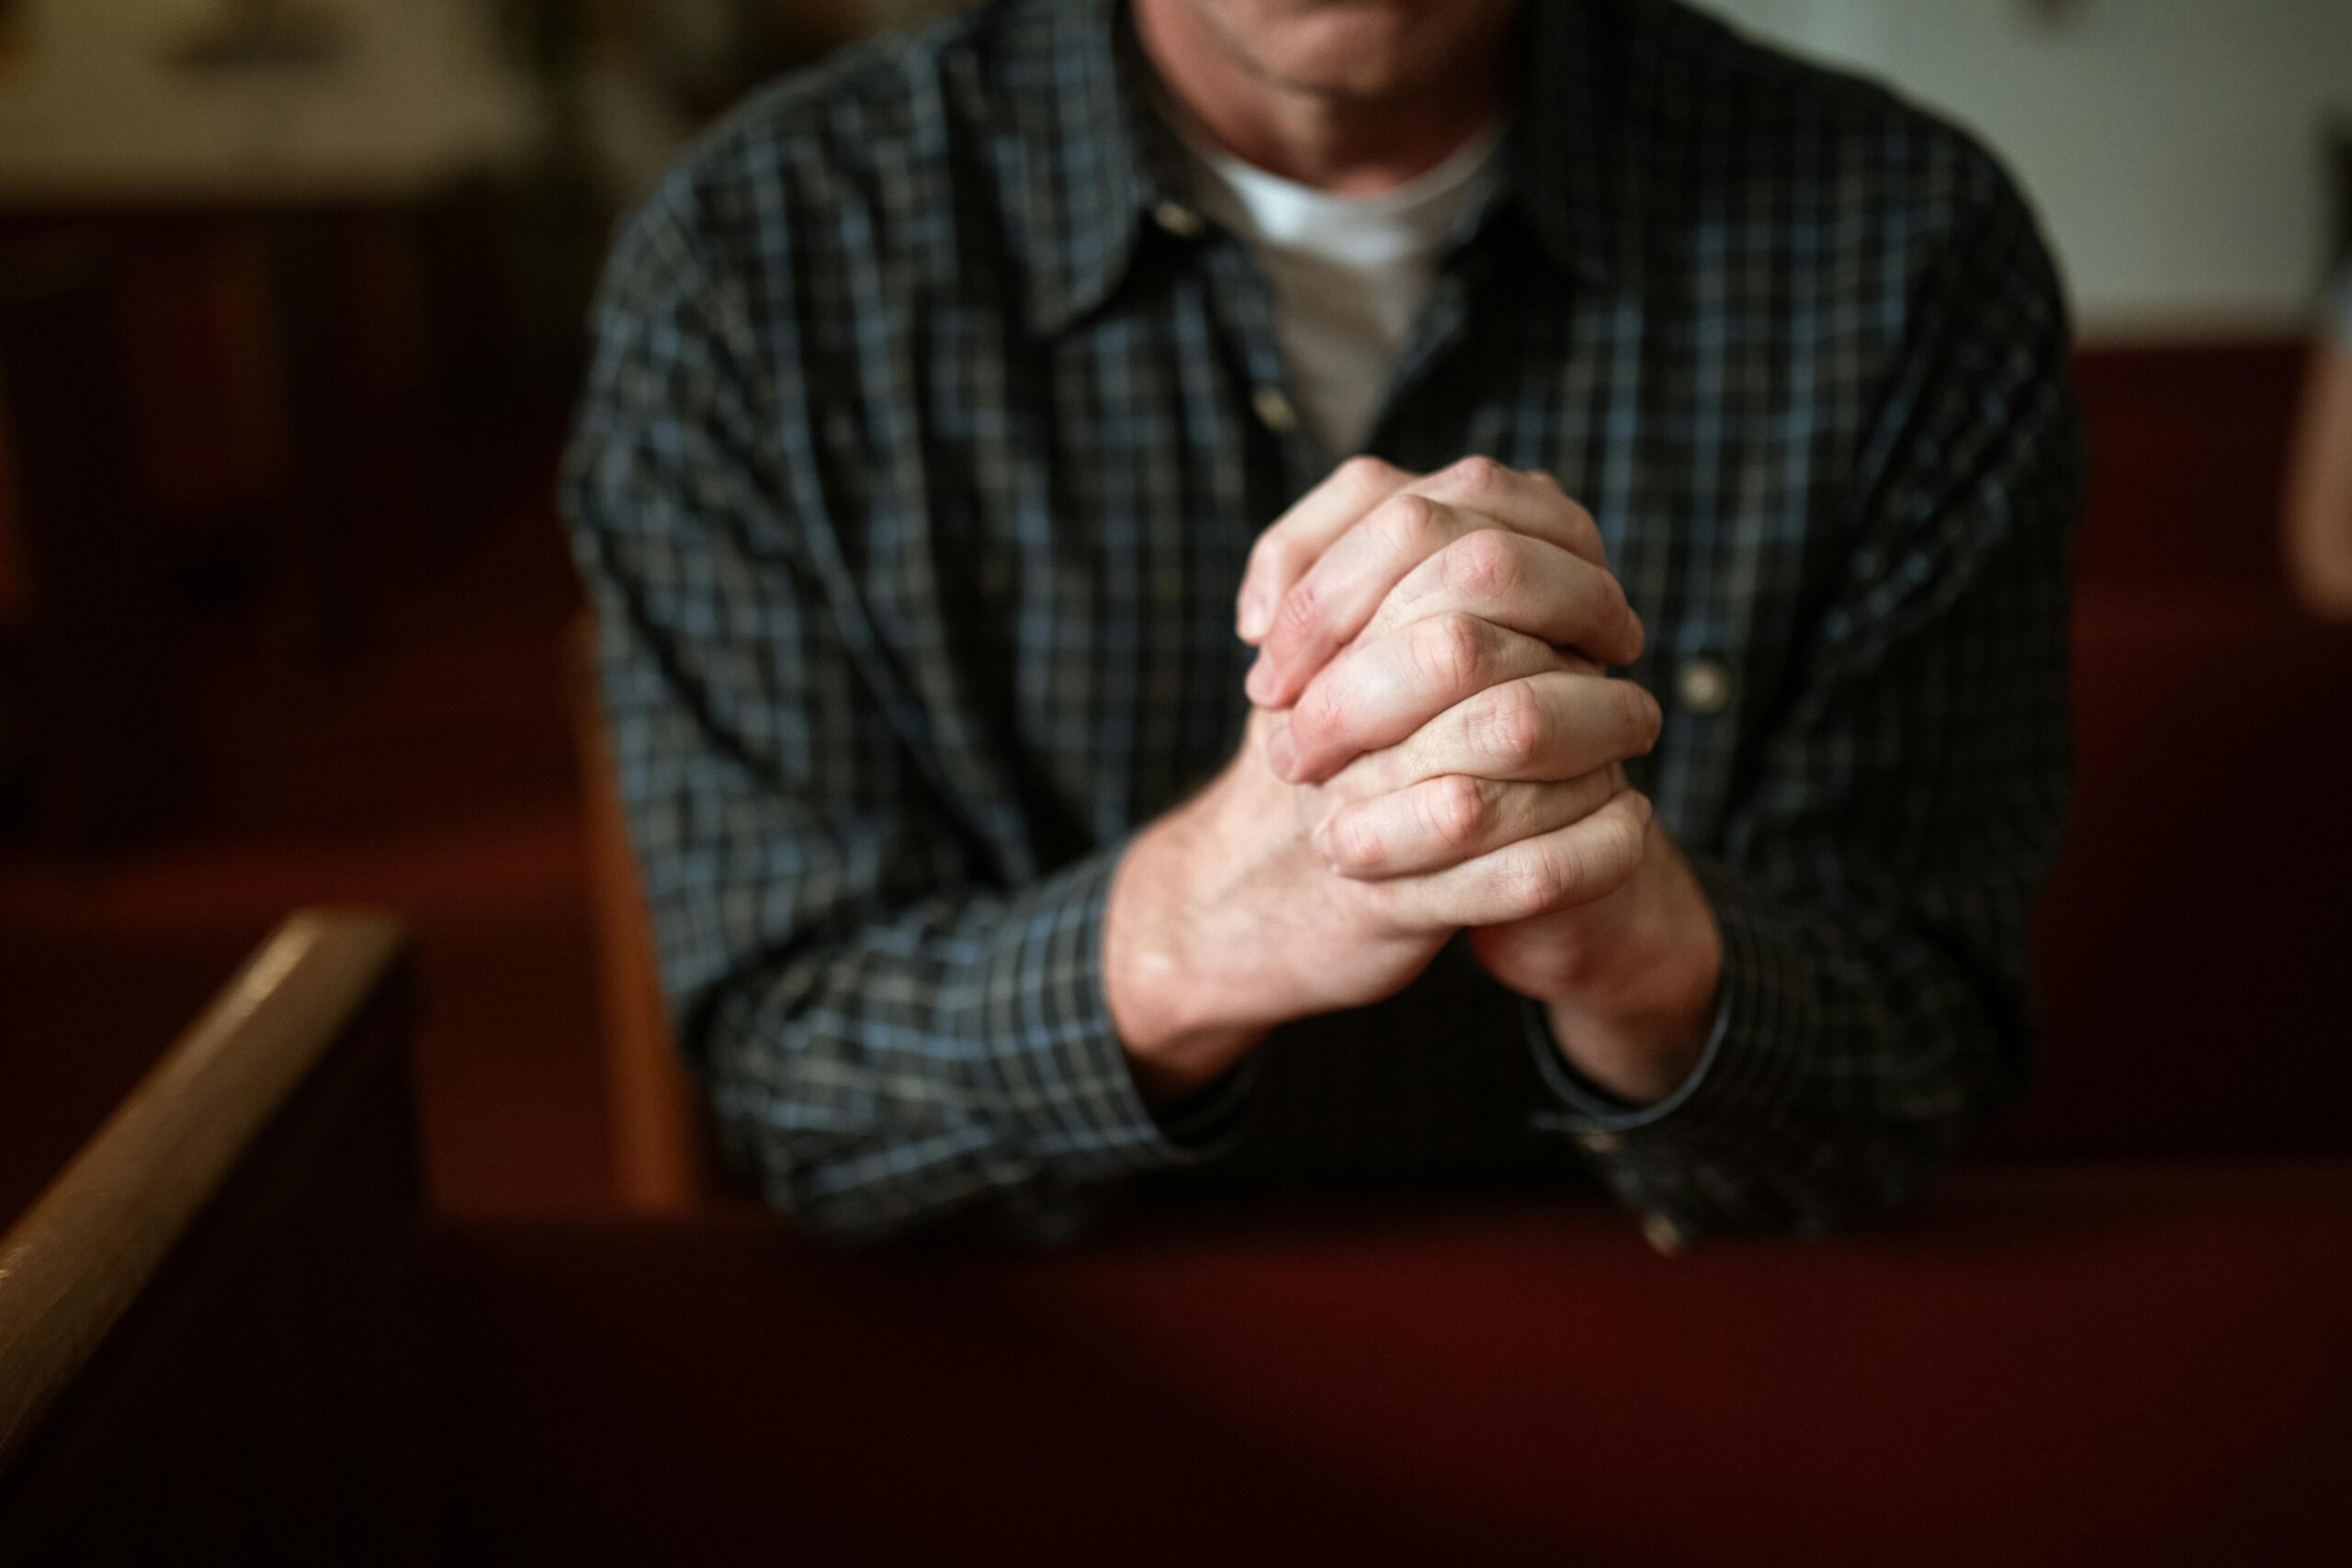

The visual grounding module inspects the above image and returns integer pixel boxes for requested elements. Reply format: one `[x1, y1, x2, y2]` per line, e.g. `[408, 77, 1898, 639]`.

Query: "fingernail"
[1246, 651, 1281, 706]
[1633, 792, 1654, 825]
[1238, 588, 1269, 643]
[1266, 717, 1297, 780]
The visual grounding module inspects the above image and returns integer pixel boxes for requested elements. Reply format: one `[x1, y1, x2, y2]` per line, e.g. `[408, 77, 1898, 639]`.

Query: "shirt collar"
[1017, 0, 1644, 338]
[1503, 0, 1648, 292]
[1018, 0, 1187, 335]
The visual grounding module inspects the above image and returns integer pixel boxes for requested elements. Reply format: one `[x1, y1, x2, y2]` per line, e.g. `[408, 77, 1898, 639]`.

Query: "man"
[563, 0, 2082, 1247]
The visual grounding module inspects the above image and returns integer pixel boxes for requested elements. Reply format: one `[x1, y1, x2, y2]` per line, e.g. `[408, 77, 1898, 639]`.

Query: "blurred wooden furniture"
[0, 910, 426, 1564]
[566, 611, 717, 1212]
[0, 231, 182, 850]
[0, 175, 510, 670]
[2, 901, 2346, 1563]
[430, 1166, 2352, 1565]
[0, 176, 512, 850]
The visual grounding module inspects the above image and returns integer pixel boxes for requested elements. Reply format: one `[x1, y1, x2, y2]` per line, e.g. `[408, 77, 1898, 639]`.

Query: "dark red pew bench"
[421, 1168, 2352, 1567]
[2013, 587, 2352, 1159]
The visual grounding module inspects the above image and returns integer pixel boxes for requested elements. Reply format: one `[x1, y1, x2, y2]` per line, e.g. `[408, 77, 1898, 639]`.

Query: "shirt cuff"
[1147, 1055, 1262, 1149]
[966, 844, 1250, 1180]
[1527, 852, 1817, 1168]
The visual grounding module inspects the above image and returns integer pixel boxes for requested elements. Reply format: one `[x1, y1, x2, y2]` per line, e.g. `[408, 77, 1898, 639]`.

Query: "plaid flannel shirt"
[562, 0, 2083, 1245]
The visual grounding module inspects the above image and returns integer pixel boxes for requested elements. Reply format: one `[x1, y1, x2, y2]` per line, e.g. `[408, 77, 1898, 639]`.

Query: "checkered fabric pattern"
[561, 0, 2083, 1245]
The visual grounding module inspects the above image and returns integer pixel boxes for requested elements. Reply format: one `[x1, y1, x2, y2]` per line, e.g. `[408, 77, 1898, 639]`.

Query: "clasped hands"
[1106, 456, 1722, 1111]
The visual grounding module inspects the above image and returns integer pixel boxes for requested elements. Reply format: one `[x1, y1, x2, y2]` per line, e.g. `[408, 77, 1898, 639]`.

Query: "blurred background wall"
[1707, 0, 2352, 334]
[0, 0, 531, 197]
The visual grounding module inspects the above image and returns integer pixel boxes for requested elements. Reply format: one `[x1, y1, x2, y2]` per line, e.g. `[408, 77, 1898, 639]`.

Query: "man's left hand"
[1237, 456, 1724, 1106]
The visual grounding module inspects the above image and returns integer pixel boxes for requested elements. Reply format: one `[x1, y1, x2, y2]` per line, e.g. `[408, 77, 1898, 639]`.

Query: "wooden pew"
[430, 1165, 2352, 1565]
[0, 231, 182, 851]
[0, 910, 427, 1564]
[9, 908, 2350, 1563]
[567, 609, 733, 1213]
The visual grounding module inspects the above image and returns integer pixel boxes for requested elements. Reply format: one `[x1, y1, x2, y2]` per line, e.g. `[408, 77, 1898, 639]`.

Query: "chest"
[852, 249, 1860, 858]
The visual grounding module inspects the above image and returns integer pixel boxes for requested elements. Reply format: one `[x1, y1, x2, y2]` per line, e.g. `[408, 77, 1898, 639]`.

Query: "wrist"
[1531, 835, 1722, 1105]
[1541, 991, 1713, 1107]
[1102, 779, 1270, 1103]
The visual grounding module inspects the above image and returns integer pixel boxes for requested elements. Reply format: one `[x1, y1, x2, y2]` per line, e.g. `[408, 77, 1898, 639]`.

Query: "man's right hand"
[1103, 457, 1657, 1104]
[1104, 704, 1462, 1102]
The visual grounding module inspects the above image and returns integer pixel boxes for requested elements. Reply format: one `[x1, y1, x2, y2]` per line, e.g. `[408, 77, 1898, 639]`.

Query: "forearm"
[685, 844, 1233, 1243]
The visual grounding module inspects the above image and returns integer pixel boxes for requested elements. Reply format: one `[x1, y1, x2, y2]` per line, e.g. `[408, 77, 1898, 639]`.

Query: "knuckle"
[1562, 836, 1609, 901]
[1426, 773, 1489, 850]
[1561, 494, 1599, 536]
[1617, 595, 1647, 660]
[1274, 575, 1323, 638]
[1498, 848, 1568, 917]
[1376, 492, 1448, 557]
[1442, 454, 1511, 502]
[1333, 807, 1387, 874]
[1339, 454, 1403, 494]
[1247, 536, 1299, 584]
[1477, 682, 1545, 770]
[1412, 612, 1490, 694]
[1562, 498, 1604, 561]
[1575, 818, 1643, 895]
[1294, 680, 1346, 748]
[1605, 809, 1648, 872]
[1442, 528, 1519, 600]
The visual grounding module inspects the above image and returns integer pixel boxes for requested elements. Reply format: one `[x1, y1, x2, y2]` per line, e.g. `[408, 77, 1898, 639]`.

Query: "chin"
[1198, 0, 1519, 100]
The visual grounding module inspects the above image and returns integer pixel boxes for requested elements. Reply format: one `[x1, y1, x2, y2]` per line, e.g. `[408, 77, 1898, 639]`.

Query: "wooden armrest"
[0, 909, 424, 1562]
[568, 611, 718, 1212]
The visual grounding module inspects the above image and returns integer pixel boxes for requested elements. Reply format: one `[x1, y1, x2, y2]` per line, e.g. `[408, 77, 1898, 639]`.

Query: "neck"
[1132, 1, 1513, 196]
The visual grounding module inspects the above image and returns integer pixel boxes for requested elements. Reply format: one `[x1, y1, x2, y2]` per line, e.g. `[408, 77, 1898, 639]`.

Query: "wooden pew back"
[0, 911, 427, 1564]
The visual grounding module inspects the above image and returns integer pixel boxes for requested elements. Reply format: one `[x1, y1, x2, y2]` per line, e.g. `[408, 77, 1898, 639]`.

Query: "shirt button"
[1251, 385, 1300, 434]
[1576, 1129, 1623, 1156]
[1676, 656, 1732, 715]
[1151, 199, 1205, 239]
[1641, 1213, 1690, 1258]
